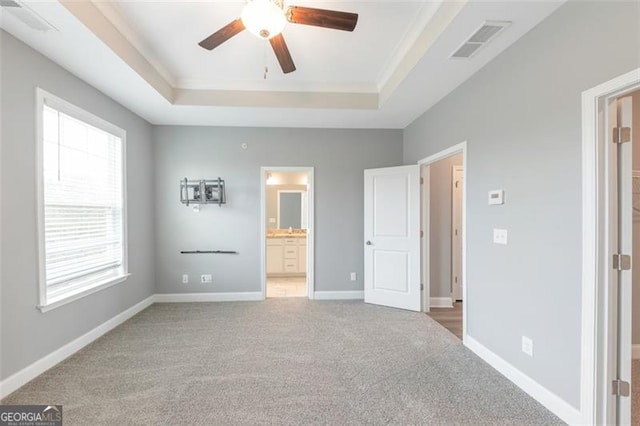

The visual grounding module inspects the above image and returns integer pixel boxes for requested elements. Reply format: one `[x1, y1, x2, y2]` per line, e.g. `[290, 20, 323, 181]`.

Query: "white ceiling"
[108, 0, 439, 93]
[1, 0, 564, 128]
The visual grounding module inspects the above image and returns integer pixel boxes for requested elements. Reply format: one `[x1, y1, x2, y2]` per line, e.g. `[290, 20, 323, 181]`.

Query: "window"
[36, 89, 127, 311]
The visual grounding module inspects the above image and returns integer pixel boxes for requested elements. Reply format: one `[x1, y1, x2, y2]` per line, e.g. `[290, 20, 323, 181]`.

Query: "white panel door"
[364, 165, 420, 311]
[451, 166, 464, 301]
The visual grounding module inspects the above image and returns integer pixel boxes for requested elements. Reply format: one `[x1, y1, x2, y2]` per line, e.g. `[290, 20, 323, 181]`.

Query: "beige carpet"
[2, 300, 563, 425]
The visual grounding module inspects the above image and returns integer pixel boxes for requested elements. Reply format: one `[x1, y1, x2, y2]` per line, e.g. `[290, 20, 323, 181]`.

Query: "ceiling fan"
[198, 0, 359, 74]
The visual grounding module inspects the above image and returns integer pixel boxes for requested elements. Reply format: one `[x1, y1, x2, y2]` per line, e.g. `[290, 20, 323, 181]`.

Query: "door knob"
[366, 241, 373, 245]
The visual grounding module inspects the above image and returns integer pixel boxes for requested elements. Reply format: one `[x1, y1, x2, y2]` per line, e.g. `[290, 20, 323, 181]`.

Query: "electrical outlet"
[182, 274, 189, 284]
[493, 228, 508, 245]
[522, 336, 533, 357]
[350, 272, 357, 281]
[200, 274, 212, 284]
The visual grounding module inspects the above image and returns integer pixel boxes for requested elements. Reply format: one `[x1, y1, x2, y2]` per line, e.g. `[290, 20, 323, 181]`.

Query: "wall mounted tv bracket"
[180, 177, 226, 207]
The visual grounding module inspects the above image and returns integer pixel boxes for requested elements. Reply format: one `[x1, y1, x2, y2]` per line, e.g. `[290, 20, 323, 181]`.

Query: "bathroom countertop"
[266, 233, 307, 239]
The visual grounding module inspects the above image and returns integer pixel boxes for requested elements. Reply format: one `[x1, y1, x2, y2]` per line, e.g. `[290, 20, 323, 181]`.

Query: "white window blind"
[39, 95, 126, 307]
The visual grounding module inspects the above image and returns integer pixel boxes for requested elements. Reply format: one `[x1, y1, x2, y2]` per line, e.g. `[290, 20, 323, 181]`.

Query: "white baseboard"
[153, 292, 263, 303]
[430, 297, 453, 308]
[314, 291, 364, 300]
[465, 336, 582, 425]
[633, 344, 640, 360]
[0, 295, 154, 400]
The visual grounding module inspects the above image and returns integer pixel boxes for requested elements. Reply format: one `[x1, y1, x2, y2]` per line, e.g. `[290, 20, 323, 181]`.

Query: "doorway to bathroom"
[260, 167, 314, 299]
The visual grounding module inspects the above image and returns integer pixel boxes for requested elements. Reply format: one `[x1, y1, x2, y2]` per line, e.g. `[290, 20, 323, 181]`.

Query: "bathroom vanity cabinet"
[266, 236, 306, 275]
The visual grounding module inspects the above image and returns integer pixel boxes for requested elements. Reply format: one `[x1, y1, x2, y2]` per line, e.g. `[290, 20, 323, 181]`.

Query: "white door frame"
[417, 141, 467, 340]
[581, 68, 639, 425]
[260, 166, 315, 300]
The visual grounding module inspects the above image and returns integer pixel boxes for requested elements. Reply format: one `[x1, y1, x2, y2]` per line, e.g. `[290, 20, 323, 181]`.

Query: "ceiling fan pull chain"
[263, 41, 269, 80]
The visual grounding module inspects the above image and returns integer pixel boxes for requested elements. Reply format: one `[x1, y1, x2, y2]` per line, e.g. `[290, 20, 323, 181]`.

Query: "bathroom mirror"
[278, 191, 304, 229]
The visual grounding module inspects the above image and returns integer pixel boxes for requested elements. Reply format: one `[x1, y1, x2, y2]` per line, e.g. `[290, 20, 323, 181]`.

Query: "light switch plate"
[522, 336, 534, 357]
[493, 228, 508, 245]
[350, 272, 357, 281]
[182, 274, 189, 284]
[488, 190, 504, 205]
[200, 274, 212, 284]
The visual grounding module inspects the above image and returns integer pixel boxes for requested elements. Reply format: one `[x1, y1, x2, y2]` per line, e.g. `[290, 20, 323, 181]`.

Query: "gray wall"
[403, 1, 640, 409]
[0, 31, 156, 380]
[429, 153, 463, 298]
[154, 126, 402, 294]
[633, 90, 640, 344]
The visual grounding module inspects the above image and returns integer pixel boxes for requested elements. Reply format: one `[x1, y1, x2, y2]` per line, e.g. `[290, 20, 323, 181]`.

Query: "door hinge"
[613, 254, 631, 271]
[613, 127, 631, 144]
[455, 276, 458, 284]
[612, 379, 630, 397]
[420, 230, 424, 238]
[420, 177, 424, 185]
[420, 283, 424, 291]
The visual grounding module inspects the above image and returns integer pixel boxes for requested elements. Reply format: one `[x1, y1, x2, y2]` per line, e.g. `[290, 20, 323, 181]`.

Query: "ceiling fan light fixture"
[241, 0, 286, 40]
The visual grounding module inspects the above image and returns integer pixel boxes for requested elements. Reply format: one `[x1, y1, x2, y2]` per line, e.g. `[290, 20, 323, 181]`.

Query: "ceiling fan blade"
[198, 19, 245, 50]
[287, 6, 358, 32]
[269, 34, 296, 74]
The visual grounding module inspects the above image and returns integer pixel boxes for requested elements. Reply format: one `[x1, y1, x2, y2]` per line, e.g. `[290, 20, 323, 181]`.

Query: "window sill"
[37, 273, 131, 313]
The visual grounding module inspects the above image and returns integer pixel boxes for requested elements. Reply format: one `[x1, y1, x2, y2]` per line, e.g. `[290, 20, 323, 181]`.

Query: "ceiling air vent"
[451, 21, 510, 59]
[1, 0, 56, 32]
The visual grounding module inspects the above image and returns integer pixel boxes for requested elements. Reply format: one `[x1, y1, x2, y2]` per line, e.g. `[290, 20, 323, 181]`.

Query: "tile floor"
[266, 276, 307, 298]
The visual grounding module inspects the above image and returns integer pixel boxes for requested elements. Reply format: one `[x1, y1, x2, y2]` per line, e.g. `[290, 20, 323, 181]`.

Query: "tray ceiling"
[0, 0, 565, 128]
